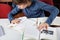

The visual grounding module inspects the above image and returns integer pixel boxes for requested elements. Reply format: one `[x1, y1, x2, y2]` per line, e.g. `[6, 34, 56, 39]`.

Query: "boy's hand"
[11, 19, 20, 24]
[37, 23, 49, 30]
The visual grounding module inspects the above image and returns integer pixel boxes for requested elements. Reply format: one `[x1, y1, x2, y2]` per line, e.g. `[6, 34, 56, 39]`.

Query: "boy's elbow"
[54, 7, 59, 14]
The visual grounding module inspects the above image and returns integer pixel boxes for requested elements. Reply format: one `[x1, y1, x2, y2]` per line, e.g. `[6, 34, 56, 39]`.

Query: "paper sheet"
[7, 17, 57, 40]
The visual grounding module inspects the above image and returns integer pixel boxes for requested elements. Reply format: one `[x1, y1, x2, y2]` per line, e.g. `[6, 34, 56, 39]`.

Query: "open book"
[8, 17, 57, 40]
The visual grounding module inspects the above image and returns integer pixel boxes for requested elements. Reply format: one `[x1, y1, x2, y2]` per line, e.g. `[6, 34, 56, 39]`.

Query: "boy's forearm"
[8, 13, 14, 22]
[45, 7, 59, 25]
[38, 2, 59, 25]
[8, 6, 20, 22]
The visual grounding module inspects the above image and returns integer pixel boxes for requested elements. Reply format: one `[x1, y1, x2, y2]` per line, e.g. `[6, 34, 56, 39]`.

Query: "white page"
[8, 17, 40, 40]
[8, 17, 58, 40]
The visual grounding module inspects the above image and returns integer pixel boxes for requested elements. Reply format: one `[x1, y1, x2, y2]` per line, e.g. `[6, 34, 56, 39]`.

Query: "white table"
[0, 17, 60, 40]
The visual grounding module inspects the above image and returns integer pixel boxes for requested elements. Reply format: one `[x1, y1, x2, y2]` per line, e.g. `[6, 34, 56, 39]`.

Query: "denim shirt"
[8, 0, 59, 25]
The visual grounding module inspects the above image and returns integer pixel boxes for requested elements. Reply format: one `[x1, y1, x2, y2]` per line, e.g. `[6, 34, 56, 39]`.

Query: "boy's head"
[12, 0, 32, 9]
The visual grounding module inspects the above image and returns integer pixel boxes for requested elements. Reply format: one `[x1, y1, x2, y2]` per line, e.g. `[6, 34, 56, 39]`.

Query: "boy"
[8, 0, 59, 30]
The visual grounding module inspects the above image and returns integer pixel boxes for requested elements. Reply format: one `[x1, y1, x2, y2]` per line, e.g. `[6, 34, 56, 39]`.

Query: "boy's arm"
[12, 3, 16, 8]
[8, 6, 20, 22]
[38, 1, 59, 25]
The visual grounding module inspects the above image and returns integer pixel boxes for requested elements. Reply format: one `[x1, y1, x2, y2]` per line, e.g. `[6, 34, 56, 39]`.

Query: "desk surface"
[0, 17, 60, 40]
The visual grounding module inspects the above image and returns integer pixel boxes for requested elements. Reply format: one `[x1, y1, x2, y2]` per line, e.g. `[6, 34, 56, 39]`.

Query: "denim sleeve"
[38, 1, 59, 25]
[12, 3, 16, 8]
[8, 5, 20, 22]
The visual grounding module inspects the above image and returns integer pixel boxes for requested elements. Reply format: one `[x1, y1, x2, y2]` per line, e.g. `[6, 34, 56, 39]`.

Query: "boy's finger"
[45, 26, 48, 30]
[37, 26, 44, 30]
[11, 22, 15, 24]
[46, 24, 49, 30]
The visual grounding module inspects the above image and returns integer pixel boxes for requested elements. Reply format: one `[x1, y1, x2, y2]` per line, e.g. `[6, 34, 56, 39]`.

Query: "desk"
[0, 17, 60, 40]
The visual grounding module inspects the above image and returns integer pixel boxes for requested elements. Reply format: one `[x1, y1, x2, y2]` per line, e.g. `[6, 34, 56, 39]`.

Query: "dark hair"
[12, 0, 31, 5]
